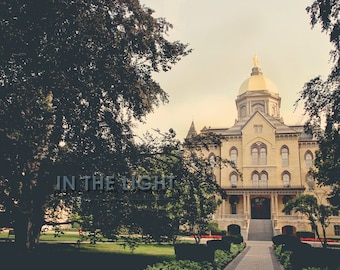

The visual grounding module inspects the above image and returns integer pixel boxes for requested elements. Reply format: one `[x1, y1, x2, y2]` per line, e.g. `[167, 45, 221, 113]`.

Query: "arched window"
[282, 171, 291, 187]
[281, 146, 289, 166]
[252, 171, 259, 187]
[260, 147, 267, 165]
[251, 142, 267, 165]
[260, 171, 268, 187]
[305, 151, 313, 167]
[306, 173, 314, 190]
[230, 147, 238, 166]
[230, 173, 238, 188]
[240, 105, 247, 118]
[252, 148, 258, 165]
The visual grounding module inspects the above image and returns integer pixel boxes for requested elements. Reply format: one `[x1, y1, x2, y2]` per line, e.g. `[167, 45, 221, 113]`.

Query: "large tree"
[0, 0, 191, 254]
[296, 1, 340, 207]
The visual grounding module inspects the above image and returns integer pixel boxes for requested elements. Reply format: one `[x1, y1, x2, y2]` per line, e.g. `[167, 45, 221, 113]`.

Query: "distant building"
[186, 57, 340, 239]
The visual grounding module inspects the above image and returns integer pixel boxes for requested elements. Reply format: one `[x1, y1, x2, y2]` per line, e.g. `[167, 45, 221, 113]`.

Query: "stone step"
[248, 219, 273, 241]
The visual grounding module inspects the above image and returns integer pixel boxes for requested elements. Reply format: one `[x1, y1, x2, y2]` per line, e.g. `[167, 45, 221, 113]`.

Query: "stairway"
[247, 219, 273, 241]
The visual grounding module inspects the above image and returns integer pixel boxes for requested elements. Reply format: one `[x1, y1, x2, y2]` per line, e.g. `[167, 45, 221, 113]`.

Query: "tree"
[282, 194, 336, 248]
[0, 0, 191, 254]
[296, 1, 340, 208]
[85, 129, 230, 245]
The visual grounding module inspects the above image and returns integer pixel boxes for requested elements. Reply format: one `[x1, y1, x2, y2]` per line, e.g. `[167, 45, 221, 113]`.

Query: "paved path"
[224, 241, 283, 270]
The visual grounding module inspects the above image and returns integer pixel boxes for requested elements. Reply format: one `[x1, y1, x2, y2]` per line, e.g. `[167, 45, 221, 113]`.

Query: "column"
[271, 193, 274, 218]
[243, 192, 246, 215]
[247, 193, 251, 219]
[275, 193, 279, 219]
[221, 199, 225, 218]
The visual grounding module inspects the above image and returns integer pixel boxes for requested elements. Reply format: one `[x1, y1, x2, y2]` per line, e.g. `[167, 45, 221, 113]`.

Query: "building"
[186, 57, 340, 240]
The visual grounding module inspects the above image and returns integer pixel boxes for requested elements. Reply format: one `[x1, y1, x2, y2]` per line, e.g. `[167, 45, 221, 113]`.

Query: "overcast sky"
[134, 0, 333, 141]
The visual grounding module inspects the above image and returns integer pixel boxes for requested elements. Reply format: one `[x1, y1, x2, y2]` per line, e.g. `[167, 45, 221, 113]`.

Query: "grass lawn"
[1, 242, 176, 270]
[0, 230, 176, 270]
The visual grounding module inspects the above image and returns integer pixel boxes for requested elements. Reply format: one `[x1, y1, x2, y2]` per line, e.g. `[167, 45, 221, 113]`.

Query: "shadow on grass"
[0, 242, 173, 270]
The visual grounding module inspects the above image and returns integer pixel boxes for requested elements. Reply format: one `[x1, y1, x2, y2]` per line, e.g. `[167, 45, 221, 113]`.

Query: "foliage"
[296, 231, 315, 239]
[296, 1, 340, 208]
[144, 260, 214, 270]
[222, 235, 244, 244]
[214, 243, 245, 270]
[274, 244, 293, 270]
[207, 223, 227, 237]
[53, 226, 65, 238]
[120, 235, 142, 253]
[0, 0, 191, 253]
[145, 243, 244, 270]
[282, 195, 336, 248]
[115, 130, 231, 245]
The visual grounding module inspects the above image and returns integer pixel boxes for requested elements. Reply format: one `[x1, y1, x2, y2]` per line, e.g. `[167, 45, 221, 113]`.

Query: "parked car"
[41, 225, 53, 232]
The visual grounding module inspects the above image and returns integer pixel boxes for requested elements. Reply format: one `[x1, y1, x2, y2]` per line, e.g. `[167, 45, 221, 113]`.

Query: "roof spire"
[251, 55, 263, 76]
[186, 121, 197, 139]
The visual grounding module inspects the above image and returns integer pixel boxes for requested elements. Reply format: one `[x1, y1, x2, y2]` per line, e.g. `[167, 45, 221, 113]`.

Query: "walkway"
[224, 241, 283, 270]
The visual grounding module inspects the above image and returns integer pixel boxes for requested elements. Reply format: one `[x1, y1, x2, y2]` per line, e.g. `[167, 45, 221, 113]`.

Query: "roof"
[201, 111, 315, 141]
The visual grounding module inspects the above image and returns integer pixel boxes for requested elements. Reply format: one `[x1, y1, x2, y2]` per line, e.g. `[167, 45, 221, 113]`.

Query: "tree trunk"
[14, 211, 43, 255]
[321, 225, 328, 248]
[312, 223, 325, 248]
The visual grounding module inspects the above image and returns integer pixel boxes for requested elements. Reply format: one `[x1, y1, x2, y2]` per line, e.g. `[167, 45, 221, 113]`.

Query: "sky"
[134, 0, 333, 141]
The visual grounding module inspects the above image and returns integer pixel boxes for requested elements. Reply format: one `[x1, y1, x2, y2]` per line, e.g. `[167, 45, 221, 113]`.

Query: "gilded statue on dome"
[253, 55, 259, 67]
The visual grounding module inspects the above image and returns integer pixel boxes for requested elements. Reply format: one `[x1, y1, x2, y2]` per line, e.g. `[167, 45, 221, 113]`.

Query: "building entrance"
[251, 197, 271, 219]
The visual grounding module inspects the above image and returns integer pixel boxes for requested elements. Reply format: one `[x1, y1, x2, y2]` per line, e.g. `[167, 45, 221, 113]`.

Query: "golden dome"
[238, 56, 279, 95]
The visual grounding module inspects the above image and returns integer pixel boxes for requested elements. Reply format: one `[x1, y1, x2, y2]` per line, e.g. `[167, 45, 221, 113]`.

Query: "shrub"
[144, 260, 214, 270]
[215, 243, 245, 270]
[174, 243, 215, 263]
[206, 239, 231, 251]
[214, 249, 229, 270]
[145, 243, 245, 270]
[222, 234, 243, 244]
[272, 234, 301, 250]
[273, 244, 292, 270]
[207, 222, 221, 235]
[296, 231, 315, 239]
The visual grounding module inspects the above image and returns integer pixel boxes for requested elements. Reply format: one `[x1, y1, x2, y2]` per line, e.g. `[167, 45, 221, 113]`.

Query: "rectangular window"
[335, 225, 340, 236]
[254, 125, 263, 133]
[231, 204, 237, 214]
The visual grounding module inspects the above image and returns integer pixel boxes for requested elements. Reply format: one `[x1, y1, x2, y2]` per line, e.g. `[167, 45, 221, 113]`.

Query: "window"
[282, 171, 291, 187]
[254, 125, 263, 133]
[252, 148, 258, 165]
[251, 142, 267, 165]
[252, 171, 259, 187]
[305, 151, 313, 167]
[231, 204, 237, 214]
[230, 173, 238, 188]
[281, 146, 289, 166]
[230, 147, 238, 166]
[260, 148, 267, 165]
[260, 171, 268, 187]
[240, 105, 247, 118]
[334, 225, 340, 236]
[306, 174, 314, 190]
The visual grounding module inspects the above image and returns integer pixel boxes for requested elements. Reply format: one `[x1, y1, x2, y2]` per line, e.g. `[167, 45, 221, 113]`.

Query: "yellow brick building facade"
[186, 58, 340, 239]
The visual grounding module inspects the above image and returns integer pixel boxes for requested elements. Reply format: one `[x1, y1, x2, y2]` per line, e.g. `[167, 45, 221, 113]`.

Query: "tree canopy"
[296, 0, 340, 208]
[283, 194, 336, 248]
[0, 0, 191, 253]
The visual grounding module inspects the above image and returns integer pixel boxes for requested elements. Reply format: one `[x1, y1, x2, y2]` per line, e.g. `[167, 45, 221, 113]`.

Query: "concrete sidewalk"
[224, 241, 283, 270]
